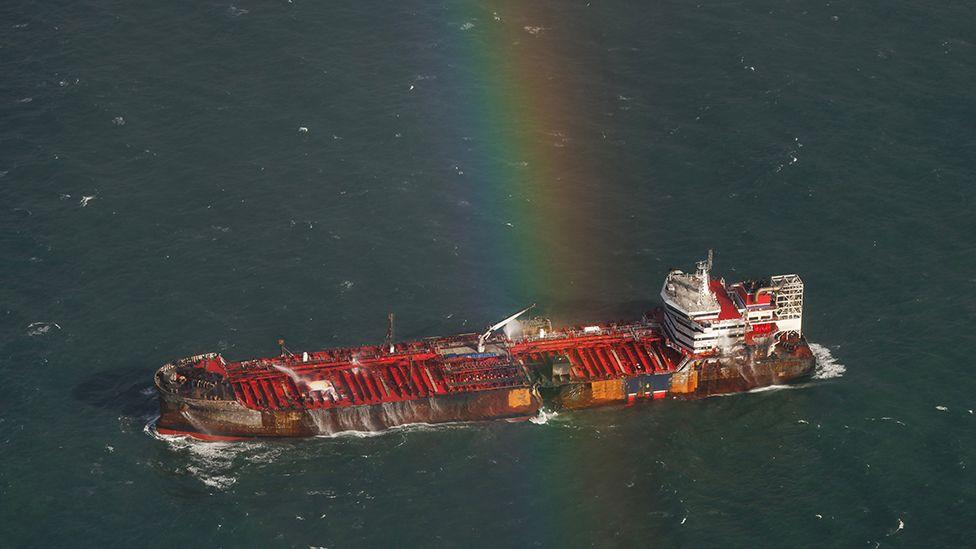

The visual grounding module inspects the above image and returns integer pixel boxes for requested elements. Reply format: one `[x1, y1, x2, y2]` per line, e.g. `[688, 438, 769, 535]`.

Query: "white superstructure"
[661, 251, 804, 355]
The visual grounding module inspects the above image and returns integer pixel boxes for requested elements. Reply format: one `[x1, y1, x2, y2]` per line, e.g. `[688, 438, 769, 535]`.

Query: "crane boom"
[477, 304, 536, 352]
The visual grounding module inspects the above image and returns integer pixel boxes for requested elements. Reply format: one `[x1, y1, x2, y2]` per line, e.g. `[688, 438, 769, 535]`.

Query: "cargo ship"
[154, 252, 815, 440]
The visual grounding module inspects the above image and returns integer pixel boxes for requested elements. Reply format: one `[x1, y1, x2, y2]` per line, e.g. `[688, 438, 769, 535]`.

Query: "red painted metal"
[177, 322, 681, 413]
[711, 279, 743, 320]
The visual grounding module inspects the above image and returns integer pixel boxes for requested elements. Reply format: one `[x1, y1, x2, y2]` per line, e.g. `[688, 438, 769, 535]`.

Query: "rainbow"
[449, 7, 608, 311]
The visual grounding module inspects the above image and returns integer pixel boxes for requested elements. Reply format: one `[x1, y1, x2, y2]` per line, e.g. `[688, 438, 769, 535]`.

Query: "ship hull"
[156, 385, 542, 439]
[670, 355, 815, 398]
[156, 355, 813, 439]
[542, 354, 815, 410]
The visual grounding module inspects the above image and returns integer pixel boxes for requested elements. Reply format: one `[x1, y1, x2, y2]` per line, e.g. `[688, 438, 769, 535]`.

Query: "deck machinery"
[154, 253, 815, 440]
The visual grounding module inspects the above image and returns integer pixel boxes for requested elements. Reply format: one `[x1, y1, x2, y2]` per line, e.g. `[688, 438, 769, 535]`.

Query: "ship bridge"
[661, 252, 804, 355]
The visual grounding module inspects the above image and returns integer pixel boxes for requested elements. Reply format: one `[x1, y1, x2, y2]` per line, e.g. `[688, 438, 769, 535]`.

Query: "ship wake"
[529, 408, 559, 425]
[144, 417, 281, 490]
[809, 343, 845, 379]
[315, 420, 471, 439]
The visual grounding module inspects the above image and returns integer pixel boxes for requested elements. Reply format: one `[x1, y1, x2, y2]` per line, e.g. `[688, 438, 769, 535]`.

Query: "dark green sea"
[2, 0, 974, 547]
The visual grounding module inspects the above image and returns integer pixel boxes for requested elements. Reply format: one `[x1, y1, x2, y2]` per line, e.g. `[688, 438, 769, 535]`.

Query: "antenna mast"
[696, 250, 713, 304]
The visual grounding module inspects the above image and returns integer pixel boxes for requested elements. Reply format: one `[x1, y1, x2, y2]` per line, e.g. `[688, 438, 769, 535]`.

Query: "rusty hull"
[156, 384, 542, 439]
[544, 351, 815, 409]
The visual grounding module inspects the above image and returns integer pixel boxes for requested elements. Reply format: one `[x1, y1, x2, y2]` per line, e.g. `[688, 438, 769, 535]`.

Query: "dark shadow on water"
[72, 365, 158, 417]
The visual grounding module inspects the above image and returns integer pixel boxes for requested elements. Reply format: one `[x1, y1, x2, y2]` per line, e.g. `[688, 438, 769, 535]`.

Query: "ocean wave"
[709, 382, 810, 398]
[810, 343, 846, 379]
[529, 409, 559, 425]
[26, 321, 61, 336]
[747, 383, 807, 393]
[317, 420, 470, 439]
[144, 418, 280, 491]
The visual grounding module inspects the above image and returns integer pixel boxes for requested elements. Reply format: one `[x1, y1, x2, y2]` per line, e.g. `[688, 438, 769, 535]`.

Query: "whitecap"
[810, 343, 845, 379]
[28, 324, 51, 336]
[187, 466, 237, 490]
[26, 321, 60, 336]
[144, 418, 280, 491]
[318, 420, 473, 439]
[530, 409, 559, 425]
[751, 383, 805, 393]
[722, 382, 811, 397]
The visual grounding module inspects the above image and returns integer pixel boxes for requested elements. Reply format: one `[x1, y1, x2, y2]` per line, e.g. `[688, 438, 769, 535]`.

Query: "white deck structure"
[661, 252, 804, 355]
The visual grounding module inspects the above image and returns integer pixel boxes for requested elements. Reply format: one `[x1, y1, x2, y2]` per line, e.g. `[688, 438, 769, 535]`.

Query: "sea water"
[1, 0, 974, 546]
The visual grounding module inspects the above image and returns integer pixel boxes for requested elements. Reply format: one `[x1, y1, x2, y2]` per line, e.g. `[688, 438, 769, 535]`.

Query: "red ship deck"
[511, 327, 675, 378]
[189, 323, 680, 413]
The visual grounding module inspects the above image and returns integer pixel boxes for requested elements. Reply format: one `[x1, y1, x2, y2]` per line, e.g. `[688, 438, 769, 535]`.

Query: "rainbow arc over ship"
[452, 7, 610, 311]
[451, 9, 625, 542]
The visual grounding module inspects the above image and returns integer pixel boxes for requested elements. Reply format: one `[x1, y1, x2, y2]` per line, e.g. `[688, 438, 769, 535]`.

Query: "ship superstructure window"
[660, 252, 803, 355]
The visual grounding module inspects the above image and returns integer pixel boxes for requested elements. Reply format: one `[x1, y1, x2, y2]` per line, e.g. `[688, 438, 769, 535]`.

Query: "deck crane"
[477, 304, 535, 353]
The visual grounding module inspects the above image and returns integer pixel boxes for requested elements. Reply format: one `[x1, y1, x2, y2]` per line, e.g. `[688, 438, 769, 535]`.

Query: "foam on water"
[316, 420, 471, 439]
[709, 382, 810, 398]
[529, 408, 559, 425]
[747, 383, 807, 393]
[144, 418, 280, 491]
[26, 321, 60, 336]
[810, 343, 846, 379]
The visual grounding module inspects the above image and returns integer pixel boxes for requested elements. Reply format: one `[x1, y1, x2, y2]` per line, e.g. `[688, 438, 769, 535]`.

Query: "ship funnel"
[478, 304, 536, 353]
